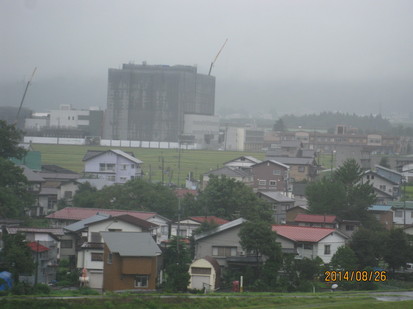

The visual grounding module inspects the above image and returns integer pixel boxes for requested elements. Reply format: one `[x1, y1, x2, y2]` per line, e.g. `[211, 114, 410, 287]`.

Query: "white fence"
[24, 136, 199, 149]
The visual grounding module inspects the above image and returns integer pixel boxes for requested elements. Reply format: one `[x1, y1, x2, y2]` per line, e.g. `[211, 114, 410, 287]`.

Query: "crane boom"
[16, 67, 37, 122]
[208, 38, 228, 76]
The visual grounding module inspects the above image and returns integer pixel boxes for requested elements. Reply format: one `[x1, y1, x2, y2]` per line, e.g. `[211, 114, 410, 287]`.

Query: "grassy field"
[1, 293, 413, 309]
[31, 144, 265, 185]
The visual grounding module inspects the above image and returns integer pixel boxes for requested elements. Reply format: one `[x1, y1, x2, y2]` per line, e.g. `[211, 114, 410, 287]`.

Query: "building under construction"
[103, 63, 215, 142]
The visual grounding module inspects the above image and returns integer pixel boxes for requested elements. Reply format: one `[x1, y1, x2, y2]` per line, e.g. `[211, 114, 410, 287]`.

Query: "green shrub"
[11, 282, 33, 295]
[33, 283, 51, 294]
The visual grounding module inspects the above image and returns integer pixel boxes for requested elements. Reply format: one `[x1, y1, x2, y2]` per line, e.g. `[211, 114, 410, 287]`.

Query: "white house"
[82, 149, 143, 184]
[272, 225, 349, 263]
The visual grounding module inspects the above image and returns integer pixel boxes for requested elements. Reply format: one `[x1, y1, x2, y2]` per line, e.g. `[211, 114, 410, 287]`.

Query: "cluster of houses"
[2, 142, 413, 292]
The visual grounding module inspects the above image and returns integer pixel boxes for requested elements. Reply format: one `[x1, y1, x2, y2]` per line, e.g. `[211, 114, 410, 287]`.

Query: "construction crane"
[16, 67, 37, 123]
[208, 39, 228, 76]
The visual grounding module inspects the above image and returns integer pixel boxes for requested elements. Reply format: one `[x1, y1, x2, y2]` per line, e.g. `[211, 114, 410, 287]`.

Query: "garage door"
[191, 275, 210, 290]
[88, 271, 103, 290]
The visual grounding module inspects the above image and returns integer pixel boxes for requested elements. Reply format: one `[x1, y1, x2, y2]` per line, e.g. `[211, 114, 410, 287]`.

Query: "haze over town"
[1, 0, 413, 119]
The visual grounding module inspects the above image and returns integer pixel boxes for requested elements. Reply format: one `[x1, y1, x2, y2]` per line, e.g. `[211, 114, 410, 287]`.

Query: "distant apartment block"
[25, 104, 103, 138]
[103, 63, 215, 143]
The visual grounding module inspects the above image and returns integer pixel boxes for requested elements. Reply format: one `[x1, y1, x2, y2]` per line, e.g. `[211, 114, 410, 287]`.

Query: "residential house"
[376, 165, 403, 185]
[36, 165, 80, 215]
[170, 216, 229, 238]
[188, 256, 221, 292]
[271, 225, 349, 263]
[387, 201, 413, 228]
[293, 214, 339, 229]
[5, 227, 64, 284]
[292, 214, 360, 238]
[367, 205, 394, 230]
[194, 218, 247, 268]
[265, 156, 318, 182]
[82, 149, 143, 184]
[286, 206, 309, 224]
[101, 232, 162, 291]
[21, 166, 45, 217]
[201, 166, 253, 190]
[251, 160, 290, 192]
[46, 207, 170, 243]
[401, 164, 413, 183]
[256, 191, 295, 224]
[73, 214, 157, 290]
[223, 156, 262, 171]
[362, 170, 400, 202]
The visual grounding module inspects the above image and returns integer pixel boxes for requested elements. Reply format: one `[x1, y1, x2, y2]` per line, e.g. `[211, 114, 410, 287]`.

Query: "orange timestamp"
[324, 270, 387, 282]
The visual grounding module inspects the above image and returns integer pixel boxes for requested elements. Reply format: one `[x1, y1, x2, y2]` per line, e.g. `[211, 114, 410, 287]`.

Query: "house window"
[273, 169, 281, 176]
[258, 180, 266, 186]
[212, 246, 237, 257]
[64, 191, 73, 199]
[91, 253, 103, 261]
[134, 275, 149, 288]
[395, 210, 403, 218]
[161, 226, 168, 235]
[411, 211, 413, 218]
[178, 229, 187, 237]
[298, 166, 305, 173]
[48, 198, 57, 209]
[379, 185, 386, 191]
[108, 229, 122, 232]
[107, 175, 115, 181]
[345, 225, 355, 231]
[269, 180, 277, 186]
[303, 244, 313, 250]
[107, 253, 113, 264]
[131, 164, 135, 169]
[99, 163, 116, 171]
[61, 240, 73, 248]
[324, 245, 331, 255]
[91, 232, 102, 243]
[191, 267, 211, 275]
[121, 164, 127, 170]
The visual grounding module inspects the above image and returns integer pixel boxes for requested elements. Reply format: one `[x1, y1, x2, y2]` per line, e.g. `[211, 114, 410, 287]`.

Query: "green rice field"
[31, 144, 265, 185]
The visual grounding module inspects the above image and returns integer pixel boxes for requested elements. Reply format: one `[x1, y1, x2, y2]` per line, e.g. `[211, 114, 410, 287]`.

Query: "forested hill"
[281, 112, 392, 133]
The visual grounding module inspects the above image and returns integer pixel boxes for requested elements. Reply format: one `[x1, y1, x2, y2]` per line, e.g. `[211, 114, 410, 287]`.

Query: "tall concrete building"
[103, 63, 215, 142]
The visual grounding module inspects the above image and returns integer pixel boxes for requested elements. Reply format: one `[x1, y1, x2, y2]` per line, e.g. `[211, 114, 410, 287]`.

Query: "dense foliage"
[306, 159, 376, 224]
[0, 120, 33, 218]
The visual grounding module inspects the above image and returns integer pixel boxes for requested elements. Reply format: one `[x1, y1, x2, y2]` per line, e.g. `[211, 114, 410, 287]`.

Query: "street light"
[330, 150, 336, 176]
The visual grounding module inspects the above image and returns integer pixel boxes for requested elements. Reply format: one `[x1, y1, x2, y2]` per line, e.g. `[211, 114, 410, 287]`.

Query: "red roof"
[189, 216, 229, 225]
[46, 207, 157, 221]
[27, 242, 49, 252]
[175, 189, 198, 198]
[294, 214, 337, 224]
[272, 225, 337, 242]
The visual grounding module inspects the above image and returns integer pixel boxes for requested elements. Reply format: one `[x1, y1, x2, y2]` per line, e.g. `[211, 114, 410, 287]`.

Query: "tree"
[239, 220, 281, 279]
[350, 228, 387, 268]
[198, 175, 272, 222]
[0, 120, 33, 218]
[73, 178, 179, 219]
[0, 233, 35, 283]
[330, 246, 358, 270]
[162, 237, 191, 292]
[383, 229, 412, 273]
[379, 157, 391, 169]
[306, 159, 376, 224]
[273, 118, 285, 131]
[0, 120, 27, 159]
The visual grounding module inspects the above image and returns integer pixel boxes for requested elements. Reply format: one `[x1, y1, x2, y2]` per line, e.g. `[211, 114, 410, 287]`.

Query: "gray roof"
[368, 205, 392, 212]
[21, 166, 45, 182]
[83, 149, 142, 164]
[194, 218, 246, 241]
[101, 232, 161, 256]
[64, 213, 110, 232]
[223, 156, 262, 165]
[258, 191, 295, 202]
[253, 160, 290, 170]
[204, 166, 251, 178]
[265, 157, 314, 165]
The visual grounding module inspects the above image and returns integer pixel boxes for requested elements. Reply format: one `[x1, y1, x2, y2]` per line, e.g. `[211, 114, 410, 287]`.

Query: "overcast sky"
[2, 0, 413, 118]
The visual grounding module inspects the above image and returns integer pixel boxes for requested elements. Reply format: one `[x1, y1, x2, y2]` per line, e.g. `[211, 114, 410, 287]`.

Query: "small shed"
[188, 256, 220, 292]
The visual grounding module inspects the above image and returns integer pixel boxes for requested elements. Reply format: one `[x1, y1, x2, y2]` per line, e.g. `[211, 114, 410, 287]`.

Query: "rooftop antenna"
[208, 38, 228, 76]
[16, 67, 37, 123]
